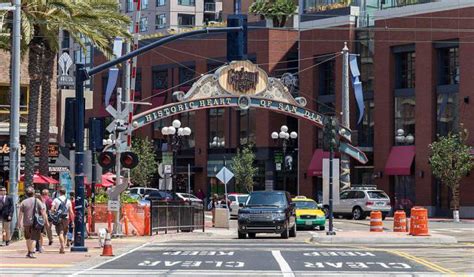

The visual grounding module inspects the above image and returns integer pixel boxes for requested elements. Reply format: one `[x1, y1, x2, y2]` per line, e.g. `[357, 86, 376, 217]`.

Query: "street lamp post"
[271, 125, 297, 192]
[161, 119, 192, 192]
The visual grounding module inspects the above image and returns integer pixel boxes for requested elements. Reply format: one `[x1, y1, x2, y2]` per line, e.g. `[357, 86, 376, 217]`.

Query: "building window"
[239, 109, 256, 146]
[178, 14, 195, 27]
[0, 85, 28, 115]
[126, 0, 134, 12]
[178, 0, 195, 6]
[438, 47, 459, 85]
[436, 93, 458, 137]
[394, 96, 415, 145]
[319, 59, 335, 95]
[140, 17, 148, 32]
[141, 0, 149, 9]
[356, 99, 374, 147]
[179, 66, 195, 86]
[152, 69, 168, 91]
[155, 14, 166, 29]
[396, 51, 416, 89]
[209, 108, 225, 148]
[61, 31, 70, 49]
[156, 0, 166, 6]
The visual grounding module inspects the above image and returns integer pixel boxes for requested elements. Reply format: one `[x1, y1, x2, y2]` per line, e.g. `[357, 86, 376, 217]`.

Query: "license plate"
[305, 221, 313, 226]
[375, 202, 385, 206]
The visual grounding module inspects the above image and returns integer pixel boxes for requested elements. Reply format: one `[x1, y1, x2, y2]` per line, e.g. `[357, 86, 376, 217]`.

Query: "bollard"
[409, 207, 430, 236]
[393, 210, 408, 232]
[87, 206, 92, 233]
[107, 211, 113, 233]
[144, 205, 151, 236]
[369, 211, 383, 232]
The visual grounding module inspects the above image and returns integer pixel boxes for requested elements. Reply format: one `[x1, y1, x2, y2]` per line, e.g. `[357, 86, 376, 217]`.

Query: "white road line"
[70, 241, 151, 276]
[271, 250, 295, 277]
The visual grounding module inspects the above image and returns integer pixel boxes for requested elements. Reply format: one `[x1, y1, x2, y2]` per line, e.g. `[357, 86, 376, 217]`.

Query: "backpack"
[49, 198, 68, 225]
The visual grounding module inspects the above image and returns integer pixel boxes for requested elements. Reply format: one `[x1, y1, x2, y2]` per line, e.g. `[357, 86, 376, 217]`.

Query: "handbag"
[33, 198, 45, 231]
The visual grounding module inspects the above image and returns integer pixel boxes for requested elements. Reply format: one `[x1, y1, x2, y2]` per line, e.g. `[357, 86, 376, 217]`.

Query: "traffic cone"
[101, 232, 114, 256]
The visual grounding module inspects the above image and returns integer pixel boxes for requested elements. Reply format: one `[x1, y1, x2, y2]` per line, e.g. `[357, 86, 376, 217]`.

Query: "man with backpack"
[50, 188, 73, 254]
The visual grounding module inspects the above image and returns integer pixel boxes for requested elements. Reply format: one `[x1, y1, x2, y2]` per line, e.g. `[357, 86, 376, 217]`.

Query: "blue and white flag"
[349, 54, 365, 125]
[105, 37, 123, 106]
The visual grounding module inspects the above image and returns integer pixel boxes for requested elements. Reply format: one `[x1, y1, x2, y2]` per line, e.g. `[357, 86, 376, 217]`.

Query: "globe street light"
[161, 119, 192, 192]
[271, 125, 298, 192]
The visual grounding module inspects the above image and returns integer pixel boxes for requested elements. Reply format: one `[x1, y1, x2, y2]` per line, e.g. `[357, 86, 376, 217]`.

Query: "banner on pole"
[322, 158, 340, 205]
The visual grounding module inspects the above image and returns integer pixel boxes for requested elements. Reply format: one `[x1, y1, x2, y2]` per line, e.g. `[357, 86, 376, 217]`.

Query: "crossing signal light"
[323, 116, 340, 152]
[98, 152, 115, 170]
[120, 151, 139, 169]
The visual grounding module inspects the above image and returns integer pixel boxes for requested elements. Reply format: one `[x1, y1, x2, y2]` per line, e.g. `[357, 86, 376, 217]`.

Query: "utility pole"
[112, 88, 124, 236]
[8, 0, 21, 239]
[340, 42, 351, 190]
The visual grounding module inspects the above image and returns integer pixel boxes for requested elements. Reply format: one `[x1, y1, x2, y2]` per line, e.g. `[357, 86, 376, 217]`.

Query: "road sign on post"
[216, 166, 234, 185]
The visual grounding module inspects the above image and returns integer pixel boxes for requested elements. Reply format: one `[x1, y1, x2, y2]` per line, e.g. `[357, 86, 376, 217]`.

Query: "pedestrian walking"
[41, 189, 53, 245]
[211, 194, 218, 227]
[66, 191, 75, 247]
[196, 189, 205, 201]
[0, 186, 14, 246]
[34, 193, 47, 253]
[18, 187, 48, 258]
[50, 188, 73, 254]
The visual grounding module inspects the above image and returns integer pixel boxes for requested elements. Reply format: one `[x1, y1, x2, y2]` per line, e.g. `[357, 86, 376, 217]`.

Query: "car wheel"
[248, 233, 256, 239]
[281, 224, 289, 239]
[238, 231, 246, 239]
[352, 207, 365, 220]
[319, 225, 325, 231]
[289, 223, 296, 238]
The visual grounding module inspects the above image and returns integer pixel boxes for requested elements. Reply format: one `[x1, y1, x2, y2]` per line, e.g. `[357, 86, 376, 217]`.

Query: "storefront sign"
[0, 143, 60, 157]
[217, 60, 268, 95]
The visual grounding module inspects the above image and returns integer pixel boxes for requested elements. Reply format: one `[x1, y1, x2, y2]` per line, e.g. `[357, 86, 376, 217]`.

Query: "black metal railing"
[149, 200, 205, 235]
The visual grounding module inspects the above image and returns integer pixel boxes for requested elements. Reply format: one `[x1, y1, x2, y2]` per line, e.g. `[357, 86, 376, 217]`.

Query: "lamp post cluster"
[210, 136, 225, 148]
[271, 125, 297, 192]
[395, 129, 414, 145]
[161, 119, 192, 192]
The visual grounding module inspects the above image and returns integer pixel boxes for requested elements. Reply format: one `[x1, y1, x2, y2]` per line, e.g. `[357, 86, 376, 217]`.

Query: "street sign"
[216, 166, 234, 185]
[164, 164, 172, 174]
[108, 200, 120, 211]
[322, 158, 340, 205]
[276, 163, 282, 171]
[339, 142, 368, 164]
[57, 52, 75, 87]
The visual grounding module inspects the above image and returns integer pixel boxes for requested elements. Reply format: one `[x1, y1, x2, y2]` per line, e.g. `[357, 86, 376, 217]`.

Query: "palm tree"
[1, 0, 130, 186]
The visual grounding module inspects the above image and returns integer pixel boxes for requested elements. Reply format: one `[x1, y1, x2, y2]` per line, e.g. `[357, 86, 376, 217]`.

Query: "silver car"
[333, 189, 392, 220]
[228, 194, 249, 218]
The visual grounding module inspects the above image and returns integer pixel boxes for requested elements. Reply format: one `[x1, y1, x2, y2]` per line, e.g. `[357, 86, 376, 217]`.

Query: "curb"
[310, 233, 458, 245]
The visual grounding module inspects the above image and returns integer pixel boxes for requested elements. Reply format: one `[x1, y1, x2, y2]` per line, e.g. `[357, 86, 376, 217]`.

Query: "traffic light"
[98, 152, 115, 170]
[120, 151, 139, 169]
[323, 116, 340, 152]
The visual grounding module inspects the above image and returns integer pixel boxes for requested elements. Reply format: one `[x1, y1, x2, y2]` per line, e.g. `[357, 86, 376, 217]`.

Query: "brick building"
[88, 0, 474, 217]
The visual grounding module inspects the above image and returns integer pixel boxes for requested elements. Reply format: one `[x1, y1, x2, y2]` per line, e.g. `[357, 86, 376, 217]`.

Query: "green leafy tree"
[130, 138, 157, 187]
[0, 0, 131, 186]
[231, 145, 258, 193]
[429, 126, 473, 221]
[249, 0, 297, 28]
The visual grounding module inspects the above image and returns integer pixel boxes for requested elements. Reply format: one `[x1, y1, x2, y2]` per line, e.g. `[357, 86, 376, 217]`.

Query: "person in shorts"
[51, 188, 73, 254]
[19, 187, 47, 258]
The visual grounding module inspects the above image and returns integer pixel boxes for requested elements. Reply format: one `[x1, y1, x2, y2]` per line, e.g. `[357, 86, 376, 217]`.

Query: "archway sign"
[131, 60, 367, 164]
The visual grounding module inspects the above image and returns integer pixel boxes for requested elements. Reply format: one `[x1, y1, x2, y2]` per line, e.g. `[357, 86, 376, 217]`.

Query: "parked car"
[292, 196, 326, 230]
[237, 191, 296, 239]
[128, 187, 159, 198]
[143, 190, 176, 201]
[331, 187, 392, 220]
[228, 193, 249, 218]
[174, 192, 203, 203]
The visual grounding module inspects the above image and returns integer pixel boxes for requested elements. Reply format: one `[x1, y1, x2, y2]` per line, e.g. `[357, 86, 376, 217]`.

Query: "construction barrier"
[409, 206, 430, 236]
[393, 210, 408, 232]
[369, 210, 383, 232]
[144, 205, 151, 236]
[123, 204, 146, 236]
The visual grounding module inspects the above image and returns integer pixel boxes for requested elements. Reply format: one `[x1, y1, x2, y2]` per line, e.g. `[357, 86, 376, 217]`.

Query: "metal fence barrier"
[150, 200, 205, 235]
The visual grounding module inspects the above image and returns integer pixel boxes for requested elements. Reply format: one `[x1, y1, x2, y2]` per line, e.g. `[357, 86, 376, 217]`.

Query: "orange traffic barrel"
[409, 207, 430, 236]
[393, 210, 407, 232]
[101, 232, 114, 256]
[370, 211, 383, 232]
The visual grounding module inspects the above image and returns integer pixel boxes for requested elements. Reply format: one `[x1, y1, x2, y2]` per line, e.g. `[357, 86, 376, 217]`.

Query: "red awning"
[384, 146, 416, 176]
[307, 149, 330, 177]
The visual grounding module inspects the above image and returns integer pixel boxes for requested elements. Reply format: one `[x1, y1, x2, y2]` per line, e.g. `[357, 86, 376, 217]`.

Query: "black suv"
[237, 191, 296, 239]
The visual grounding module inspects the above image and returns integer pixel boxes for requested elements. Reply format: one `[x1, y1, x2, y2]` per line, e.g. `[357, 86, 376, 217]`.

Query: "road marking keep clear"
[304, 262, 411, 269]
[303, 251, 375, 257]
[138, 261, 244, 268]
[162, 251, 234, 256]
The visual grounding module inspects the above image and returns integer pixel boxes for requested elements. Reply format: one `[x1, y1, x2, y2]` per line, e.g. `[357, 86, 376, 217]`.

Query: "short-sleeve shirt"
[52, 195, 72, 219]
[20, 197, 45, 227]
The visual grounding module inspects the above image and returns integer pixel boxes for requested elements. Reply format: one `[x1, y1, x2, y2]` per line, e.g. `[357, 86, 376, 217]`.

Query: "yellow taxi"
[292, 196, 326, 230]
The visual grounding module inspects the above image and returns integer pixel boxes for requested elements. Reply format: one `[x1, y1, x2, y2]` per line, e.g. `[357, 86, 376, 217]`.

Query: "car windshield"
[238, 196, 248, 203]
[367, 191, 389, 199]
[246, 193, 286, 207]
[294, 201, 317, 209]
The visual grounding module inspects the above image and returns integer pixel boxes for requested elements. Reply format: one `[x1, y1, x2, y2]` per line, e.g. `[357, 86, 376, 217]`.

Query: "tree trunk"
[451, 184, 460, 222]
[38, 48, 55, 175]
[24, 41, 44, 187]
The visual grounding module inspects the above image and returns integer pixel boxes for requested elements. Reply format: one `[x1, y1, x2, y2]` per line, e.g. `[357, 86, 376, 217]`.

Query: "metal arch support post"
[340, 43, 351, 191]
